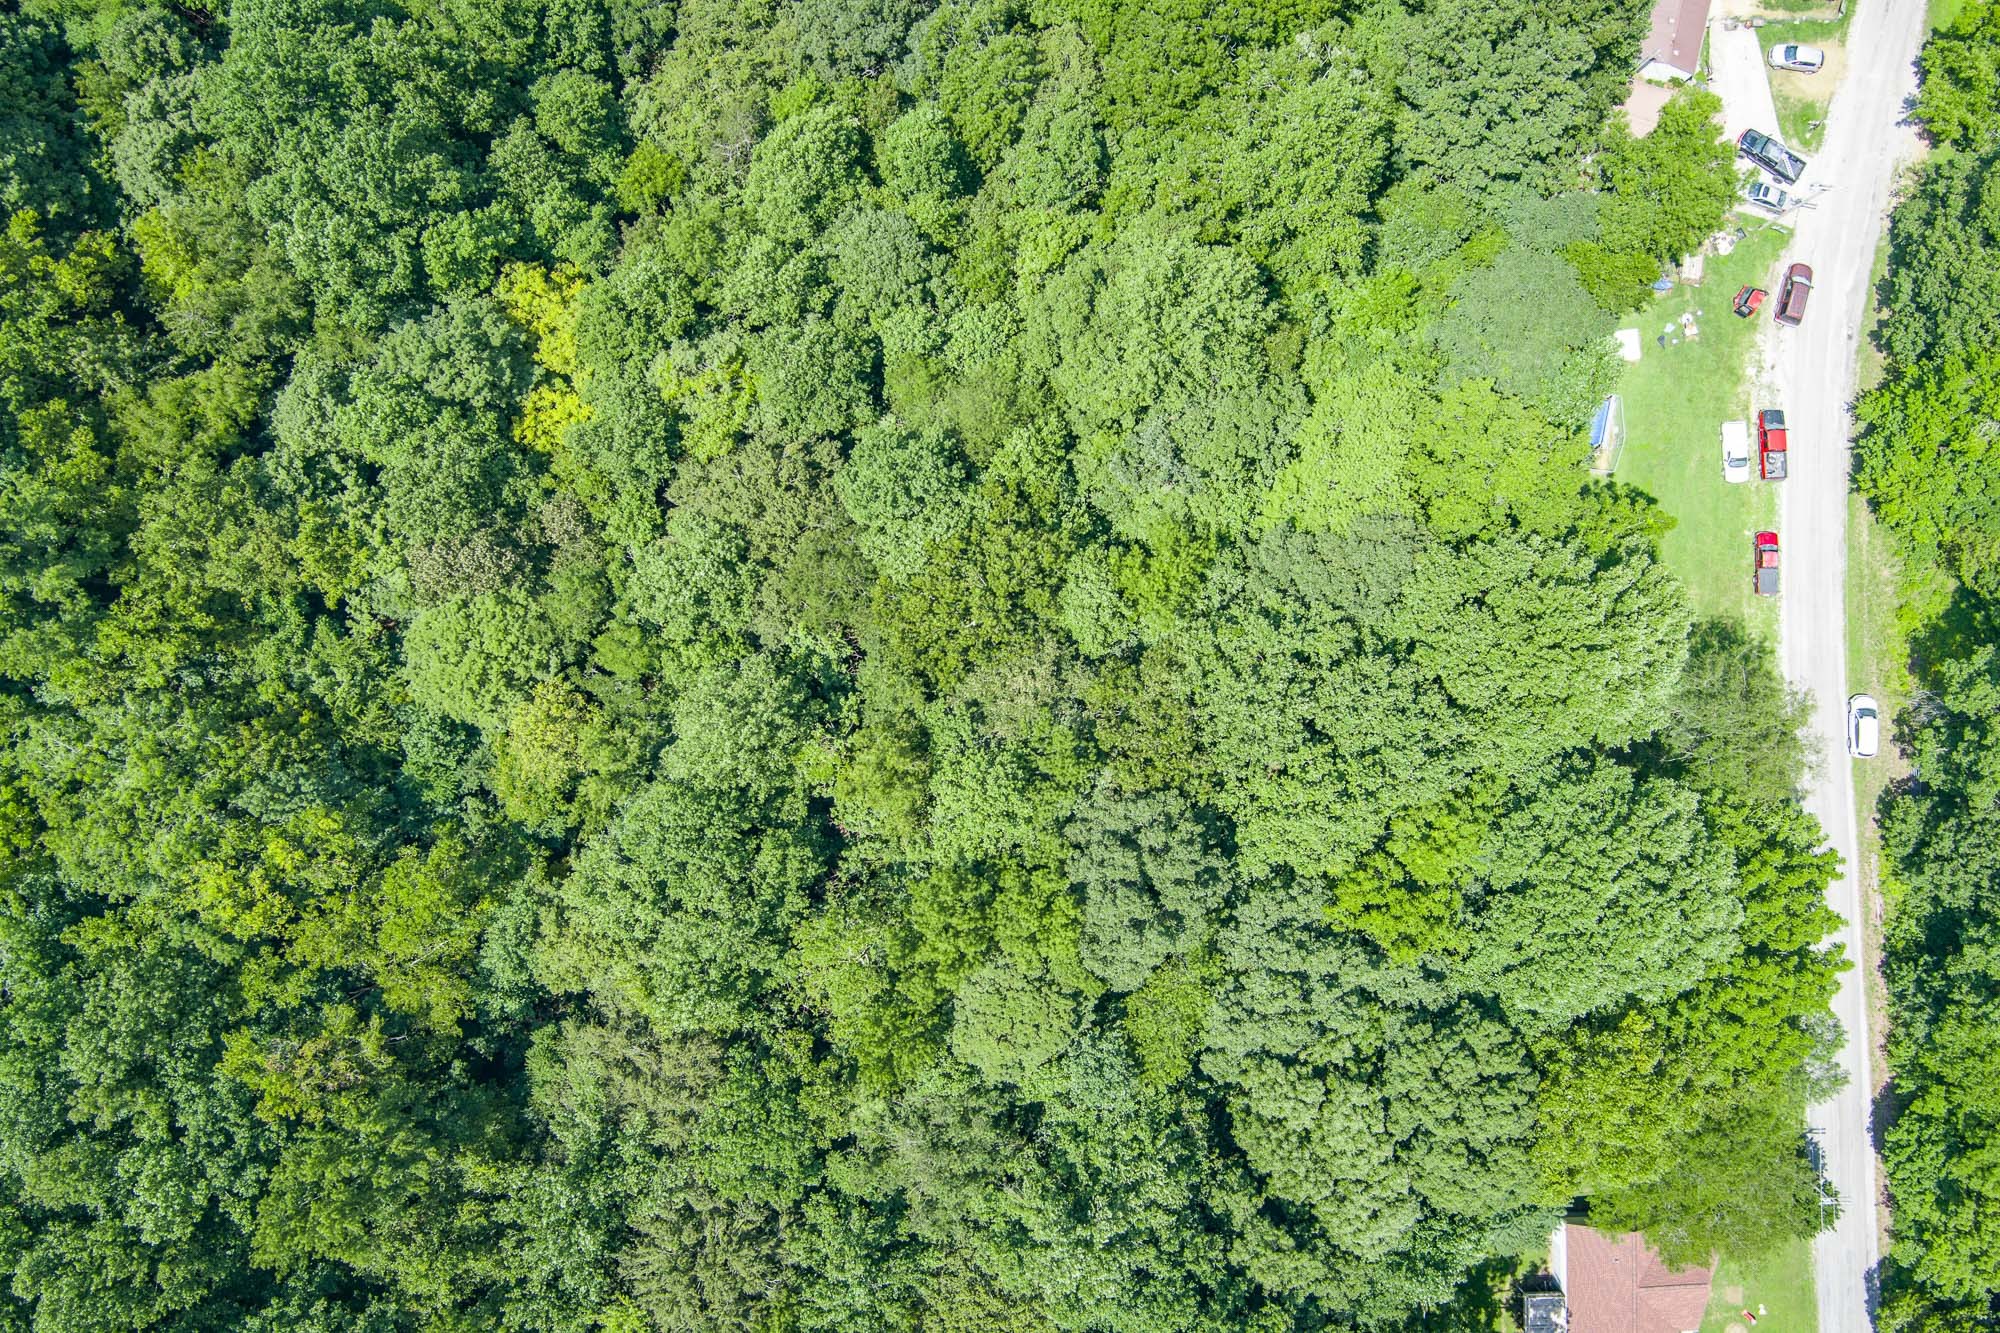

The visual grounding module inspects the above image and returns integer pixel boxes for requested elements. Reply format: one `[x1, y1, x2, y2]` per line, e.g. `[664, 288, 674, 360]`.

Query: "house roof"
[1561, 1226, 1714, 1333]
[1638, 0, 1712, 74]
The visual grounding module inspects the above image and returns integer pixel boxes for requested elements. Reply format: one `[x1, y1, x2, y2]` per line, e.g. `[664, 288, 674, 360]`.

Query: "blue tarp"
[1589, 397, 1615, 449]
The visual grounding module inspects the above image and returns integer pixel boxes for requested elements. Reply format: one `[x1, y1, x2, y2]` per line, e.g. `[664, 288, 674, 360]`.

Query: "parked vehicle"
[1758, 409, 1789, 480]
[1739, 128, 1808, 184]
[1848, 693, 1880, 758]
[1742, 179, 1792, 215]
[1733, 285, 1768, 318]
[1722, 420, 1752, 484]
[1769, 43, 1826, 73]
[1753, 531, 1781, 596]
[1775, 263, 1814, 326]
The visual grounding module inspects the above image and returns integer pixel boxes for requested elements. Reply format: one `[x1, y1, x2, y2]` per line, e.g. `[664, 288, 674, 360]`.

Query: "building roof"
[1561, 1226, 1714, 1333]
[1638, 0, 1712, 77]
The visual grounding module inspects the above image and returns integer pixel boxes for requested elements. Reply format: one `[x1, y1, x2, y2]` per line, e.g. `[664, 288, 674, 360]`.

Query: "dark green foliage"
[0, 0, 1840, 1328]
[0, 12, 104, 231]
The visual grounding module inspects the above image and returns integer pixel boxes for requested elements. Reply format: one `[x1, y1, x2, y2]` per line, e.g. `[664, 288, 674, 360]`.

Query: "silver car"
[1769, 43, 1826, 73]
[1742, 179, 1792, 215]
[1848, 694, 1880, 759]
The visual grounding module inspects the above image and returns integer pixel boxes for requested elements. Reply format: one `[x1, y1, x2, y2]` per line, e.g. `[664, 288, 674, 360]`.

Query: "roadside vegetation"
[0, 0, 1844, 1327]
[1852, 2, 2000, 1325]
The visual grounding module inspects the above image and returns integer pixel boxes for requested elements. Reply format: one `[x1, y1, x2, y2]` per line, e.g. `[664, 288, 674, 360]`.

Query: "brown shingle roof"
[1639, 0, 1712, 75]
[1563, 1226, 1714, 1333]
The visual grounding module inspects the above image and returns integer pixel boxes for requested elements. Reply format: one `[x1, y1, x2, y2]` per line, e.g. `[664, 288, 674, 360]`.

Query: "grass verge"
[1700, 1237, 1819, 1333]
[1843, 200, 1911, 1265]
[1607, 222, 1786, 629]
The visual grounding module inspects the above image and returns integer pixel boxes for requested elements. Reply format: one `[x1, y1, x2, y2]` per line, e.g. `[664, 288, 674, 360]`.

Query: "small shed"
[1589, 394, 1625, 476]
[1523, 1292, 1569, 1333]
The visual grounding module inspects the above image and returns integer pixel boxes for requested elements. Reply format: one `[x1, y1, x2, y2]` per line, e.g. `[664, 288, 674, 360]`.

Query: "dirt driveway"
[1709, 20, 1785, 146]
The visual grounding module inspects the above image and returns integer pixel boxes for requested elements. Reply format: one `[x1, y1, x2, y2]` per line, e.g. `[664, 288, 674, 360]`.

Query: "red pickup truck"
[1758, 409, 1789, 480]
[1754, 531, 1781, 596]
[1775, 263, 1813, 326]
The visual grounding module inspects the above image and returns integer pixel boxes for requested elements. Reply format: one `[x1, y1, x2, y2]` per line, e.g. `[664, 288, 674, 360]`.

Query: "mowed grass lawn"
[1701, 1237, 1819, 1333]
[1608, 222, 1787, 631]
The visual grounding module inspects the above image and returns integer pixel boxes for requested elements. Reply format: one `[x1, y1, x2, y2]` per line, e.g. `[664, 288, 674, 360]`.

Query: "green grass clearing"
[1606, 224, 1785, 629]
[1929, 0, 1967, 30]
[1700, 1236, 1819, 1333]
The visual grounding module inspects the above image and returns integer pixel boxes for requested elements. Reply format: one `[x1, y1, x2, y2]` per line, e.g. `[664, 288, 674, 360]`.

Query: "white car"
[1848, 694, 1880, 759]
[1769, 43, 1826, 73]
[1722, 420, 1752, 483]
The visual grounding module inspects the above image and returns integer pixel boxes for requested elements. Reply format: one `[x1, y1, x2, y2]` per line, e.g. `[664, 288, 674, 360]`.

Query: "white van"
[1722, 420, 1752, 483]
[1848, 694, 1880, 759]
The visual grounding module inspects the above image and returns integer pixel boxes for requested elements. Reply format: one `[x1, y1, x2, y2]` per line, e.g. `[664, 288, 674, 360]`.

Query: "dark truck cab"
[1738, 128, 1808, 184]
[1776, 263, 1814, 326]
[1759, 409, 1789, 480]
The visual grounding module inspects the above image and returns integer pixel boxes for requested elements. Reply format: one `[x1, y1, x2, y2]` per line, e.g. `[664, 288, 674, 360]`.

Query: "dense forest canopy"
[0, 0, 1838, 1327]
[1861, 3, 2000, 1326]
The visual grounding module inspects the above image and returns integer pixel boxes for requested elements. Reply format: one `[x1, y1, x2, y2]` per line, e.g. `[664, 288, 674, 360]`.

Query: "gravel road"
[1741, 2, 1928, 1328]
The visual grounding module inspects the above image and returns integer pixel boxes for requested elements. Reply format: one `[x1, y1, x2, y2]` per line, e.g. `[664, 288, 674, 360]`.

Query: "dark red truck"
[1775, 263, 1813, 326]
[1758, 409, 1788, 480]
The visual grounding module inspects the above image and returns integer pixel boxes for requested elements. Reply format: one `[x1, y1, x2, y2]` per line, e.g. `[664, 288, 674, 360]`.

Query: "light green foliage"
[1218, 39, 1392, 290]
[1917, 0, 2000, 151]
[403, 590, 563, 728]
[1868, 20, 2000, 1315]
[948, 957, 1085, 1083]
[835, 420, 975, 578]
[0, 211, 132, 672]
[743, 103, 866, 242]
[878, 101, 974, 200]
[1466, 761, 1740, 1030]
[0, 0, 1845, 1326]
[1597, 90, 1736, 267]
[1435, 245, 1613, 418]
[1857, 349, 2000, 596]
[1032, 219, 1275, 431]
[494, 678, 600, 829]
